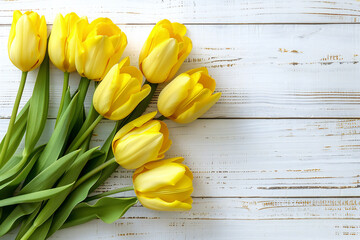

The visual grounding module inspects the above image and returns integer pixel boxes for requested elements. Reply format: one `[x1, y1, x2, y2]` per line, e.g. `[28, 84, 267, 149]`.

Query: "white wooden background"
[3, 0, 360, 239]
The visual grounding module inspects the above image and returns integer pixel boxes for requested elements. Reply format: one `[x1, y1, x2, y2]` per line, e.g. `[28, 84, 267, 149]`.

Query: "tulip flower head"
[93, 57, 151, 120]
[133, 157, 193, 211]
[75, 17, 127, 81]
[158, 67, 221, 124]
[139, 19, 192, 83]
[48, 12, 82, 73]
[8, 11, 47, 72]
[112, 112, 172, 169]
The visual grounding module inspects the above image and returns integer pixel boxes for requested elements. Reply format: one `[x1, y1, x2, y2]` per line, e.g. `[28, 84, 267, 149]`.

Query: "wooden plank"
[1, 24, 360, 118]
[6, 218, 360, 240]
[2, 118, 360, 198]
[1, 0, 360, 24]
[4, 198, 360, 239]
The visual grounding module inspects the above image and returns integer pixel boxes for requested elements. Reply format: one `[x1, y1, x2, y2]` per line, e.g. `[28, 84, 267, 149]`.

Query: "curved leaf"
[0, 145, 45, 196]
[62, 197, 137, 228]
[0, 183, 73, 207]
[20, 150, 80, 194]
[33, 147, 100, 228]
[29, 92, 79, 178]
[24, 51, 49, 155]
[0, 99, 30, 164]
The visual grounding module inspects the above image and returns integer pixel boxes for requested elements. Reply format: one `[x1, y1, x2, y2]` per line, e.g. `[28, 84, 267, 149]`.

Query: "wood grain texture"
[4, 197, 360, 239]
[1, 24, 360, 118]
[2, 0, 360, 24]
[3, 118, 360, 198]
[1, 0, 360, 239]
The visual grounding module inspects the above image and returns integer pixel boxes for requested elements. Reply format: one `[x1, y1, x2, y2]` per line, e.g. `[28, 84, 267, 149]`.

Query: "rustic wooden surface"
[2, 0, 360, 239]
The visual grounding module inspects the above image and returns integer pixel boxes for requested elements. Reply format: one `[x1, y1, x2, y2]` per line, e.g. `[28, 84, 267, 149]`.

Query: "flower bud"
[158, 67, 221, 124]
[112, 112, 172, 169]
[8, 11, 47, 72]
[93, 57, 151, 120]
[133, 157, 193, 211]
[139, 19, 192, 83]
[75, 17, 127, 81]
[48, 13, 82, 72]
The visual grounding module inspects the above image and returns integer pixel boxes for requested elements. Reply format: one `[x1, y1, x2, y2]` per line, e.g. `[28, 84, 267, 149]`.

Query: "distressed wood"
[2, 0, 360, 239]
[2, 0, 360, 24]
[7, 218, 360, 240]
[4, 198, 360, 239]
[2, 118, 360, 198]
[1, 24, 360, 118]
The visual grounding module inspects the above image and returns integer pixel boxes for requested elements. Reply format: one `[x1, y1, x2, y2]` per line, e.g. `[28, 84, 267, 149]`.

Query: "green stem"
[55, 72, 70, 127]
[66, 102, 99, 154]
[73, 158, 116, 189]
[67, 115, 103, 153]
[0, 71, 28, 168]
[19, 224, 36, 240]
[85, 186, 134, 202]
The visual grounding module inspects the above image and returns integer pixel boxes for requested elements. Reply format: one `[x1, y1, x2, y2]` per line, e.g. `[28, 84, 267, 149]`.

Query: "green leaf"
[24, 52, 49, 155]
[47, 170, 100, 237]
[62, 197, 137, 228]
[29, 93, 79, 178]
[0, 155, 24, 186]
[0, 154, 22, 177]
[60, 87, 71, 117]
[20, 150, 80, 195]
[0, 145, 45, 196]
[15, 204, 42, 240]
[33, 147, 100, 228]
[0, 183, 73, 207]
[65, 77, 90, 149]
[0, 203, 39, 236]
[28, 217, 52, 240]
[0, 99, 30, 163]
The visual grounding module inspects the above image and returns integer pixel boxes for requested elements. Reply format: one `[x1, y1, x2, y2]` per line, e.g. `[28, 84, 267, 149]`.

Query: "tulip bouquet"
[0, 11, 221, 239]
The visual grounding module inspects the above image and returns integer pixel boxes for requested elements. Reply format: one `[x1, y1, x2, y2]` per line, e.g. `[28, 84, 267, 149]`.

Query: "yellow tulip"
[8, 10, 47, 72]
[158, 67, 221, 124]
[112, 112, 172, 169]
[75, 17, 127, 81]
[139, 19, 192, 83]
[48, 13, 83, 72]
[93, 57, 151, 120]
[133, 157, 193, 211]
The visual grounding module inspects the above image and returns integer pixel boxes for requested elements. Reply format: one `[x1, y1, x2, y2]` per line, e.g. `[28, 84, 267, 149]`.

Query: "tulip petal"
[120, 66, 143, 84]
[31, 15, 47, 70]
[9, 14, 41, 72]
[112, 111, 157, 149]
[134, 163, 186, 192]
[137, 195, 192, 211]
[8, 10, 23, 53]
[133, 157, 185, 178]
[148, 175, 193, 202]
[166, 36, 192, 81]
[172, 22, 187, 36]
[93, 64, 120, 116]
[107, 84, 151, 120]
[173, 83, 209, 117]
[194, 70, 216, 92]
[114, 132, 163, 169]
[185, 67, 209, 76]
[174, 92, 221, 124]
[118, 56, 130, 69]
[83, 36, 115, 80]
[142, 38, 179, 83]
[158, 73, 192, 117]
[158, 121, 172, 156]
[49, 14, 67, 71]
